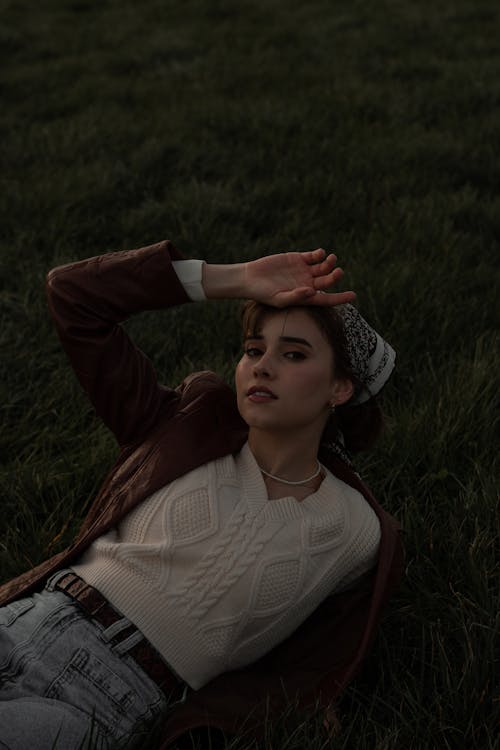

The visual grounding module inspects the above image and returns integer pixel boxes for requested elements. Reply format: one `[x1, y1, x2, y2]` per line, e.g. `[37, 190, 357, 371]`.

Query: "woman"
[0, 240, 403, 749]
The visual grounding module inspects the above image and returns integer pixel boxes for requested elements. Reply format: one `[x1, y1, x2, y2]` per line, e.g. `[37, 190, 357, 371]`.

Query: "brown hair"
[241, 300, 384, 453]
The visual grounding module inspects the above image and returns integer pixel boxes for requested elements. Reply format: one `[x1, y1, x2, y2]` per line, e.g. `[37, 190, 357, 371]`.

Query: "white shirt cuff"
[171, 260, 206, 301]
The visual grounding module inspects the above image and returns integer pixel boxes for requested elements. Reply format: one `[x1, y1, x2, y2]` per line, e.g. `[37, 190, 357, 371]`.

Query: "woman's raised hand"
[242, 248, 356, 307]
[201, 248, 356, 306]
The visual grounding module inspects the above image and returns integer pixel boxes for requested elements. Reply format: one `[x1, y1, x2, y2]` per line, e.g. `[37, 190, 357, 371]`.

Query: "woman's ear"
[331, 378, 354, 406]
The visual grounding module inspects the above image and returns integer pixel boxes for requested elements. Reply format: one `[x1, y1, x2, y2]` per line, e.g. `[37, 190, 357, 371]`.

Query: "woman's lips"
[247, 386, 277, 402]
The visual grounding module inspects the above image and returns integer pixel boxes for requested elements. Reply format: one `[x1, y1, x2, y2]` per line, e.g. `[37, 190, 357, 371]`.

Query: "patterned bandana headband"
[337, 304, 396, 405]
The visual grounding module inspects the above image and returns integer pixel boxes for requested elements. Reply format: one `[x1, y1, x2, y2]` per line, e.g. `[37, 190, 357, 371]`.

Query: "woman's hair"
[241, 300, 384, 453]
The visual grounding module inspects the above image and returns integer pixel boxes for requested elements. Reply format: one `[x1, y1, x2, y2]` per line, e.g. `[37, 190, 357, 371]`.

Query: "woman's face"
[235, 309, 352, 437]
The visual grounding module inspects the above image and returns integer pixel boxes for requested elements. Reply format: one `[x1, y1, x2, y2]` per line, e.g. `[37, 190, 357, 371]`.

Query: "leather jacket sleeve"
[46, 240, 191, 448]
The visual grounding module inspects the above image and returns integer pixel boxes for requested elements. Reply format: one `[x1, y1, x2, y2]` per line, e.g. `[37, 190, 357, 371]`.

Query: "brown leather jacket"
[0, 240, 404, 747]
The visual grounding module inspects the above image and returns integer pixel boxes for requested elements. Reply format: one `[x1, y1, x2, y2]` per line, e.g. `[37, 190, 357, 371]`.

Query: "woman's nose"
[253, 354, 273, 377]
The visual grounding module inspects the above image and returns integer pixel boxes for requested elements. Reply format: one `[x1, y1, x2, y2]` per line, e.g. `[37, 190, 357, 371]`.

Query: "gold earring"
[330, 401, 336, 413]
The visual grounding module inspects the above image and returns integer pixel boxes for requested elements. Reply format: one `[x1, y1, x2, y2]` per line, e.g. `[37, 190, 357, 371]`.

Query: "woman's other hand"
[202, 248, 356, 307]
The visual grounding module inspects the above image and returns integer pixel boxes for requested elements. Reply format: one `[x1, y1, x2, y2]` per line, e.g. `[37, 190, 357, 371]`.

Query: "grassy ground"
[1, 0, 498, 747]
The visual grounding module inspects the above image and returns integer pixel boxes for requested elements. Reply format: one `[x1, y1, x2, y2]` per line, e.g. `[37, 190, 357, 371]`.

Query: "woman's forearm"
[201, 262, 248, 299]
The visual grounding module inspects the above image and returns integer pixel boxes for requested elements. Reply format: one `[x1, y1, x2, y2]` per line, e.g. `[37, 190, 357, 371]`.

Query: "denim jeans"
[0, 571, 181, 749]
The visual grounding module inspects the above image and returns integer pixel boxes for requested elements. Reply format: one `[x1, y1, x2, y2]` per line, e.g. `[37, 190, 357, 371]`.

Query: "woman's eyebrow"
[244, 334, 312, 348]
[244, 334, 263, 342]
[280, 336, 312, 348]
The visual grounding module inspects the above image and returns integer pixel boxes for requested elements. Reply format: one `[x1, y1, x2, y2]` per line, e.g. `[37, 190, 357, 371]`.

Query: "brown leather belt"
[55, 572, 185, 700]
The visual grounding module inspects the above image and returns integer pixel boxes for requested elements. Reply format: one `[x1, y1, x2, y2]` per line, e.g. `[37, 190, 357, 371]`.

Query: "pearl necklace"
[259, 460, 322, 486]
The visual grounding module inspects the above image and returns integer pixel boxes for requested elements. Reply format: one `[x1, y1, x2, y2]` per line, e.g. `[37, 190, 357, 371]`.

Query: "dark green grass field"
[1, 0, 498, 747]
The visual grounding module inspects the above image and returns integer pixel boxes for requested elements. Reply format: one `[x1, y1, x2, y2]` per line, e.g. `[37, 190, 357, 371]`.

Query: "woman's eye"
[245, 347, 262, 358]
[284, 351, 306, 361]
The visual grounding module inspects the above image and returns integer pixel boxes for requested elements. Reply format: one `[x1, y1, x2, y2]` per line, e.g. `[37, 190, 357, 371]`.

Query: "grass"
[1, 0, 498, 747]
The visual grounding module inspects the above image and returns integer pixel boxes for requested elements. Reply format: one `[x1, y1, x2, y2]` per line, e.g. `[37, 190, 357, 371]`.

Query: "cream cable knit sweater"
[73, 442, 380, 689]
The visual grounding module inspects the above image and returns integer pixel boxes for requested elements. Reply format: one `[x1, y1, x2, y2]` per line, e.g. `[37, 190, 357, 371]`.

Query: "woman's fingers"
[272, 286, 316, 307]
[308, 290, 357, 305]
[301, 248, 327, 264]
[303, 251, 339, 277]
[300, 248, 337, 267]
[274, 287, 356, 307]
[312, 266, 344, 291]
[292, 250, 354, 304]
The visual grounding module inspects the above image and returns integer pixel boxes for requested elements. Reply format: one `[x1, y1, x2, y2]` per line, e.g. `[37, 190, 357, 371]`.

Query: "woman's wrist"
[201, 263, 248, 299]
